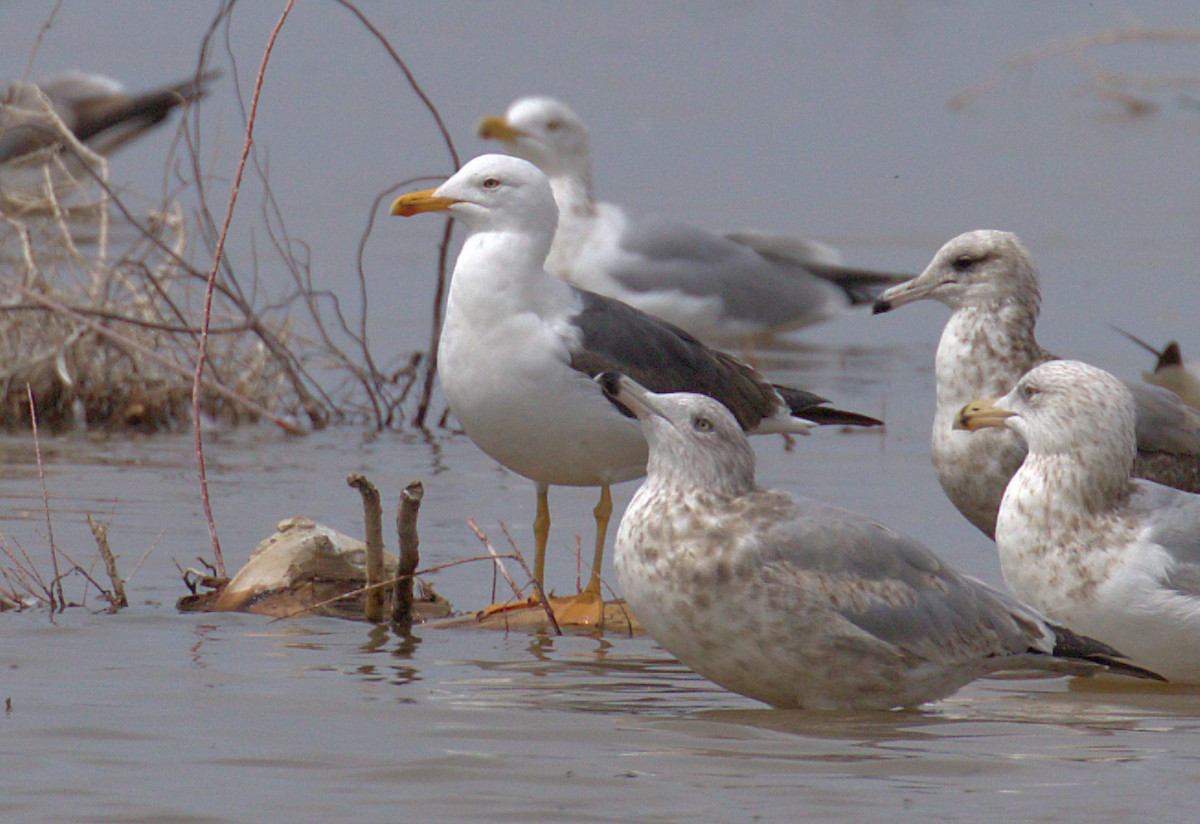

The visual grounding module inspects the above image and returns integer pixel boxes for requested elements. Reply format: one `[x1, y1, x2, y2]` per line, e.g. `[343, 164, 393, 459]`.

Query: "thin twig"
[469, 519, 562, 636]
[26, 384, 63, 611]
[193, 0, 296, 578]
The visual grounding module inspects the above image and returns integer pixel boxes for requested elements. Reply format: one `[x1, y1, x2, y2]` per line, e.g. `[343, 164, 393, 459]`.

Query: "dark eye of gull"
[545, 120, 562, 132]
[482, 177, 501, 190]
[1019, 382, 1039, 402]
[951, 254, 977, 272]
[693, 415, 715, 433]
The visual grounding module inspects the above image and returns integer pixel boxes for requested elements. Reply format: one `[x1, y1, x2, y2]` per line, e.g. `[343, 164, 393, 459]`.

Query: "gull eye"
[482, 177, 501, 190]
[951, 254, 976, 272]
[545, 120, 562, 132]
[1019, 383, 1039, 402]
[693, 415, 715, 433]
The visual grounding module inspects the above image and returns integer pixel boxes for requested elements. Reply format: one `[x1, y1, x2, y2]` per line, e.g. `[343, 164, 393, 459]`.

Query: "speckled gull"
[873, 230, 1200, 538]
[1, 71, 217, 164]
[476, 95, 910, 344]
[389, 154, 881, 626]
[598, 372, 1160, 709]
[958, 360, 1200, 683]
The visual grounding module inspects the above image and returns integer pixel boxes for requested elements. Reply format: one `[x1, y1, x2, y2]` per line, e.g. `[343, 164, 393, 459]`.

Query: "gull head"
[596, 372, 756, 496]
[390, 153, 559, 239]
[956, 360, 1137, 469]
[874, 230, 1040, 314]
[477, 96, 591, 179]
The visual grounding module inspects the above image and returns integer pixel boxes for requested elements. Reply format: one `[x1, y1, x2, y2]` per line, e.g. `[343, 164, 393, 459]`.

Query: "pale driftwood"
[87, 515, 127, 608]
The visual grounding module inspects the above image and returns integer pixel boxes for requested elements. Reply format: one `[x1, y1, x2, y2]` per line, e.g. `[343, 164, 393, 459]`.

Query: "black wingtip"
[1160, 342, 1183, 369]
[1050, 624, 1167, 682]
[593, 371, 636, 419]
[871, 299, 892, 315]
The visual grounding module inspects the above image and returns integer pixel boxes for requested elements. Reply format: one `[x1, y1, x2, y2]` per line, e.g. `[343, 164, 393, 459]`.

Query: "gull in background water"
[1113, 327, 1200, 412]
[477, 95, 910, 344]
[0, 70, 217, 165]
[389, 154, 881, 626]
[958, 359, 1200, 683]
[873, 229, 1200, 538]
[600, 372, 1160, 709]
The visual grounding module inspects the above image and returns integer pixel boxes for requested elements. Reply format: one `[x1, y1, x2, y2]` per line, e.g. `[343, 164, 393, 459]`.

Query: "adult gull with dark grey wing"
[389, 153, 881, 626]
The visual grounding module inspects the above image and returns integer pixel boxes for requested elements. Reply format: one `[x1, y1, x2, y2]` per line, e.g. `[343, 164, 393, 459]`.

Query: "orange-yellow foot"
[547, 590, 604, 627]
[479, 596, 539, 618]
[477, 591, 605, 627]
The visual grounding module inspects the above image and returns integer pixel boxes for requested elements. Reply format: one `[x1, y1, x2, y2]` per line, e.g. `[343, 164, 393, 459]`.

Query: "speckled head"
[596, 372, 756, 496]
[477, 96, 591, 179]
[965, 360, 1138, 472]
[874, 230, 1041, 315]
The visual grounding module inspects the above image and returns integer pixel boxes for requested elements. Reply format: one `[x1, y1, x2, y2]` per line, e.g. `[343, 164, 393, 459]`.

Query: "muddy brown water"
[4, 2, 1200, 821]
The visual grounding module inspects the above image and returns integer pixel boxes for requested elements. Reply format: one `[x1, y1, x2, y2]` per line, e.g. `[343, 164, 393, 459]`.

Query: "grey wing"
[755, 496, 1052, 663]
[1134, 482, 1200, 596]
[1129, 381, 1200, 455]
[608, 215, 844, 327]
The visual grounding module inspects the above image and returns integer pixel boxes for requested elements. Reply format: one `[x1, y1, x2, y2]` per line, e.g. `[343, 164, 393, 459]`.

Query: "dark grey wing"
[566, 288, 781, 430]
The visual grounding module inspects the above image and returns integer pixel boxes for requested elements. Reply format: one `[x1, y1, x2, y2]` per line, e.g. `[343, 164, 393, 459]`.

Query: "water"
[2, 1, 1199, 821]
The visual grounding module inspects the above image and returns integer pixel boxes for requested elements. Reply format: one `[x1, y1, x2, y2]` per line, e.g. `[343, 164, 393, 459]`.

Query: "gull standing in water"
[390, 154, 881, 625]
[958, 360, 1200, 682]
[873, 230, 1200, 538]
[477, 95, 909, 344]
[599, 372, 1160, 709]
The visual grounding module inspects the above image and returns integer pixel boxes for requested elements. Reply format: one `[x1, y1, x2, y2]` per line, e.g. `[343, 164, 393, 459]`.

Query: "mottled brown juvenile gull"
[958, 359, 1200, 682]
[0, 71, 217, 164]
[477, 95, 909, 343]
[598, 372, 1160, 709]
[873, 230, 1200, 538]
[389, 154, 881, 626]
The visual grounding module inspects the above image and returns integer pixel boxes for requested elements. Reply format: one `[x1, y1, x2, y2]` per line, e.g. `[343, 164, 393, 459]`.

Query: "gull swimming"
[957, 359, 1200, 682]
[873, 229, 1200, 537]
[600, 372, 1160, 709]
[477, 95, 909, 343]
[0, 71, 217, 164]
[389, 154, 881, 625]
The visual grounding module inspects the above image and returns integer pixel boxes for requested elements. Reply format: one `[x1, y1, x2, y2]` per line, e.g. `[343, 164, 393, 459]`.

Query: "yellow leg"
[551, 484, 609, 627]
[532, 483, 550, 590]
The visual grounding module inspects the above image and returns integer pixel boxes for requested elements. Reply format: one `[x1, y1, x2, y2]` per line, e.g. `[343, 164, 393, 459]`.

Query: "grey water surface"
[2, 2, 1199, 822]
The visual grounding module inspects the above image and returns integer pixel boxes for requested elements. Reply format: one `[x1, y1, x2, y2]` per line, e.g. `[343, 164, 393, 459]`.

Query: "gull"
[0, 70, 217, 164]
[599, 372, 1160, 709]
[957, 359, 1200, 682]
[873, 230, 1200, 538]
[1114, 328, 1200, 412]
[477, 95, 909, 344]
[390, 154, 881, 625]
